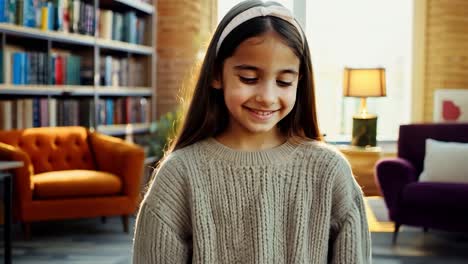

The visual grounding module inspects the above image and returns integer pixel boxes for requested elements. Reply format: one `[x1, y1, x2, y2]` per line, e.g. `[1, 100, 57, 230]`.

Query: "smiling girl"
[133, 1, 371, 263]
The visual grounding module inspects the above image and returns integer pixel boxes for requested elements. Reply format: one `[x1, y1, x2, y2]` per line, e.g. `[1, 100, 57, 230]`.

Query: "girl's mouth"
[244, 106, 278, 120]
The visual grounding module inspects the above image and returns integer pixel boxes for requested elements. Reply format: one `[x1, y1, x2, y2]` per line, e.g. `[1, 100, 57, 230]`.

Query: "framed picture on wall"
[433, 89, 468, 122]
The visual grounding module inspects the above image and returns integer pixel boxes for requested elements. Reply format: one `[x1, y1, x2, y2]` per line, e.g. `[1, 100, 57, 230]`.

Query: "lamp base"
[351, 115, 377, 147]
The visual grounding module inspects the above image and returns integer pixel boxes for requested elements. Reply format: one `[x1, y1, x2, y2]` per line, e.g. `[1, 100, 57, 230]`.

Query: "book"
[112, 12, 122, 41]
[32, 97, 40, 127]
[40, 3, 48, 30]
[23, 0, 35, 27]
[105, 99, 113, 125]
[0, 51, 3, 83]
[12, 52, 25, 84]
[99, 9, 112, 40]
[47, 1, 54, 30]
[0, 0, 7, 22]
[8, 0, 17, 24]
[71, 0, 79, 33]
[48, 98, 57, 127]
[40, 98, 48, 126]
[54, 55, 64, 84]
[4, 46, 24, 84]
[0, 100, 13, 130]
[24, 99, 33, 128]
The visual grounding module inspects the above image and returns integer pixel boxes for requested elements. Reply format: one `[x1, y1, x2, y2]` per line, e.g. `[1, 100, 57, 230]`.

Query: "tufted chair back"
[0, 127, 96, 174]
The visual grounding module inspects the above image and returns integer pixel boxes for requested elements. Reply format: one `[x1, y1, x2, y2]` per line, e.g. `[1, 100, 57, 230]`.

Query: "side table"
[1, 161, 23, 264]
[337, 145, 384, 196]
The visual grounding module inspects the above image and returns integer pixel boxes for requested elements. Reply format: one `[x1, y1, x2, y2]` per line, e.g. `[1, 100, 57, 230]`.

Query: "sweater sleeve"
[328, 154, 371, 264]
[132, 155, 192, 264]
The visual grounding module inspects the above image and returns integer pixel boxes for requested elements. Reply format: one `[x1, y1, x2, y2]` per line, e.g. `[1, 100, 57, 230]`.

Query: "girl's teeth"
[253, 110, 272, 116]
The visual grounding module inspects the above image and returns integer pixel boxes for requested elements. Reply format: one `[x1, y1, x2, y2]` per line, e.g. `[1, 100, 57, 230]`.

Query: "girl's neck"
[215, 128, 286, 151]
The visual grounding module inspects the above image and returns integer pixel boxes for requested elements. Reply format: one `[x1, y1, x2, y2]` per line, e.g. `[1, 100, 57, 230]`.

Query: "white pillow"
[419, 139, 468, 183]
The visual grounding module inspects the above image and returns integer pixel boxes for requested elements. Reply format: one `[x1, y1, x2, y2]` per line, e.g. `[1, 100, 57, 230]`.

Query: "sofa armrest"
[0, 142, 34, 204]
[89, 133, 145, 205]
[375, 157, 417, 212]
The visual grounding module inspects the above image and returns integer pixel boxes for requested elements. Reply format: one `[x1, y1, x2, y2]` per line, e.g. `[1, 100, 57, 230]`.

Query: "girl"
[133, 1, 371, 263]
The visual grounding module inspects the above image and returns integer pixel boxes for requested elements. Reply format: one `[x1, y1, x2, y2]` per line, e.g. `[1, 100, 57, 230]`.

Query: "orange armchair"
[0, 127, 145, 237]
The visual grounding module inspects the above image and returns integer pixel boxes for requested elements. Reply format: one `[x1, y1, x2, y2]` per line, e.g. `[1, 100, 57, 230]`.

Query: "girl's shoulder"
[295, 139, 350, 169]
[296, 139, 345, 158]
[160, 140, 208, 168]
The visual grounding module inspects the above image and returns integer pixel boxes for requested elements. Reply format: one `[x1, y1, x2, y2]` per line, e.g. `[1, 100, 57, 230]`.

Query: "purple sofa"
[375, 123, 468, 243]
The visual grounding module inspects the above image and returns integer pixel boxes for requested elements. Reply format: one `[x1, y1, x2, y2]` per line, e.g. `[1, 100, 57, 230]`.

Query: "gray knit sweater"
[133, 138, 371, 263]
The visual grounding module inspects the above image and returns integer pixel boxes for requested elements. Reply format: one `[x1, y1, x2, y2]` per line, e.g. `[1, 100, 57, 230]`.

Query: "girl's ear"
[212, 78, 222, 89]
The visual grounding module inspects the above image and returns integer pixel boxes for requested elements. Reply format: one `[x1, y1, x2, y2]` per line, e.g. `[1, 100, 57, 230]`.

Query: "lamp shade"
[343, 68, 386, 97]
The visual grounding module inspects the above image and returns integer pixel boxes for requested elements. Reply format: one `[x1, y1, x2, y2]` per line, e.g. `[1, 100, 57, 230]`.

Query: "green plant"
[140, 110, 181, 159]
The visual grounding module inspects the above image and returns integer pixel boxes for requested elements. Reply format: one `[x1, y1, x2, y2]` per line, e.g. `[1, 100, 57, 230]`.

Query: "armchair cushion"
[33, 170, 122, 199]
[402, 182, 468, 210]
[419, 139, 468, 183]
[375, 157, 417, 212]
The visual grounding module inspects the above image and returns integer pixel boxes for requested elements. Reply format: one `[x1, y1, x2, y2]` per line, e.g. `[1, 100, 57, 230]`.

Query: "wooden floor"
[1, 197, 468, 264]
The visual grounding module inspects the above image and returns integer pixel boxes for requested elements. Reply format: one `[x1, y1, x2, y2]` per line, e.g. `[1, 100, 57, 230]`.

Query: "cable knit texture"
[133, 138, 371, 263]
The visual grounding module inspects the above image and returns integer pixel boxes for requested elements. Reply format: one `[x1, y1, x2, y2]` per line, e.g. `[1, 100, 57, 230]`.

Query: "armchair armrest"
[89, 133, 145, 206]
[375, 157, 417, 212]
[0, 142, 34, 204]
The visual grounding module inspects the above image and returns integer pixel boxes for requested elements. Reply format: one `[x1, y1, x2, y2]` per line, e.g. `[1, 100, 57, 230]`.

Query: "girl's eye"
[277, 80, 293, 87]
[239, 76, 258, 84]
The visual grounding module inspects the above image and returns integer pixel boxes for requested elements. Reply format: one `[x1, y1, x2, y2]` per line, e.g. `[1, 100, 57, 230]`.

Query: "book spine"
[24, 99, 33, 128]
[0, 50, 3, 84]
[0, 0, 7, 22]
[47, 1, 54, 30]
[1, 101, 13, 129]
[48, 98, 57, 126]
[23, 0, 35, 27]
[40, 97, 48, 126]
[12, 52, 23, 84]
[40, 4, 48, 30]
[32, 97, 40, 127]
[55, 55, 63, 85]
[71, 0, 79, 33]
[15, 99, 24, 129]
[105, 99, 113, 125]
[8, 0, 16, 24]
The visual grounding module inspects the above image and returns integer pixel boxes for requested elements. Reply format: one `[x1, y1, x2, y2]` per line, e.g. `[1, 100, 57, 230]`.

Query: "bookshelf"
[0, 0, 157, 138]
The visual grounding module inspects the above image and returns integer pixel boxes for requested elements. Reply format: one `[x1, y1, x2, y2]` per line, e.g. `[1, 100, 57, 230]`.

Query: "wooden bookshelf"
[97, 123, 151, 135]
[0, 85, 152, 97]
[97, 39, 153, 55]
[0, 84, 94, 95]
[96, 87, 153, 96]
[0, 0, 157, 138]
[0, 23, 95, 46]
[112, 0, 155, 14]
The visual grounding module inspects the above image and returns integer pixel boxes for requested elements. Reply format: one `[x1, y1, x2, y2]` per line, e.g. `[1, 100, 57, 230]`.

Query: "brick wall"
[156, 0, 217, 118]
[423, 0, 468, 121]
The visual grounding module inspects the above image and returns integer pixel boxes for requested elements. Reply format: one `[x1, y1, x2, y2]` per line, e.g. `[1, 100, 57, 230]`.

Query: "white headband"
[216, 5, 304, 54]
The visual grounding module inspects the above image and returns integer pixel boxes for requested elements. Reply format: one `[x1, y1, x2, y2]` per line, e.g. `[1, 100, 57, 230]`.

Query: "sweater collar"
[200, 137, 300, 165]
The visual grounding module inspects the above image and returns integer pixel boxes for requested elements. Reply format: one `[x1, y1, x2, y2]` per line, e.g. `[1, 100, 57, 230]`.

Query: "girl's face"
[213, 31, 300, 139]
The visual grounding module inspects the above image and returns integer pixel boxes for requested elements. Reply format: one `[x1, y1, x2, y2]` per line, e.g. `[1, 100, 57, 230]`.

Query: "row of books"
[1, 46, 148, 86]
[98, 97, 151, 126]
[0, 97, 151, 129]
[0, 0, 147, 44]
[0, 98, 87, 129]
[5, 50, 82, 85]
[100, 55, 148, 87]
[99, 10, 146, 44]
[0, 0, 95, 36]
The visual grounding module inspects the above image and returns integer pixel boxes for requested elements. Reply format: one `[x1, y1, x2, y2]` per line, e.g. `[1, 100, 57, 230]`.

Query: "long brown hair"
[169, 0, 321, 154]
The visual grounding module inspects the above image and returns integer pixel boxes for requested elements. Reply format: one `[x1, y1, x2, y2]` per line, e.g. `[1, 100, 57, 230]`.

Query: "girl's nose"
[255, 80, 276, 106]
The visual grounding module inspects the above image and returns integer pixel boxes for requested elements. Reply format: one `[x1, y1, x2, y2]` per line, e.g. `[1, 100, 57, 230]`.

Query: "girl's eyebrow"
[233, 64, 299, 75]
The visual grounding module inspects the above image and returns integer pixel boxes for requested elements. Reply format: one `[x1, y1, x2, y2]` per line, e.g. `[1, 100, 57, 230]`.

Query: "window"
[305, 0, 413, 141]
[217, 0, 412, 141]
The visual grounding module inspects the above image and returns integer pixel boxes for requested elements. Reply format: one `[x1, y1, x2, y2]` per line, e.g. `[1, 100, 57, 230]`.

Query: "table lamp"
[343, 67, 386, 147]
